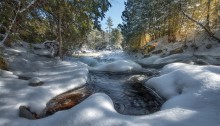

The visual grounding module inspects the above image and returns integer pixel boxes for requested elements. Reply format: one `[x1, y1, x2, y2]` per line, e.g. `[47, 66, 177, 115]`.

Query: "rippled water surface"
[88, 71, 165, 115]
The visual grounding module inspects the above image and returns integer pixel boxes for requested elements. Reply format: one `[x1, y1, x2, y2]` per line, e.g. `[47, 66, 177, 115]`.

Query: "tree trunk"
[206, 0, 211, 31]
[2, 11, 19, 46]
[181, 10, 220, 42]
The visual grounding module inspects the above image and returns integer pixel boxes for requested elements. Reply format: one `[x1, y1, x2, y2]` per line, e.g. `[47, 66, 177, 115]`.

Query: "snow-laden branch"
[0, 0, 37, 45]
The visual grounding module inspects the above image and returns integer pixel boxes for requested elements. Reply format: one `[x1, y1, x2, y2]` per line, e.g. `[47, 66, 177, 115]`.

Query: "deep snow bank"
[0, 45, 89, 126]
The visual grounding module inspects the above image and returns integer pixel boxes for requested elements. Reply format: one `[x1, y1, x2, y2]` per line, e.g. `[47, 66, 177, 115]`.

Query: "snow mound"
[0, 69, 18, 78]
[145, 63, 220, 125]
[92, 60, 142, 72]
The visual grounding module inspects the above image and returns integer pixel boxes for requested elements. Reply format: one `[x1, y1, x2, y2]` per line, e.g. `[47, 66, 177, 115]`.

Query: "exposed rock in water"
[19, 106, 37, 120]
[39, 86, 91, 118]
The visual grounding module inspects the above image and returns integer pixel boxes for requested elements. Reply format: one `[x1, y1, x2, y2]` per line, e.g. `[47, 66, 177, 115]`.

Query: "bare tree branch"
[181, 10, 220, 42]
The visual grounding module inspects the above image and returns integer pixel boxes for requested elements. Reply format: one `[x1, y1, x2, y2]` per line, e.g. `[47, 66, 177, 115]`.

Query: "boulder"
[19, 106, 37, 120]
[39, 86, 91, 117]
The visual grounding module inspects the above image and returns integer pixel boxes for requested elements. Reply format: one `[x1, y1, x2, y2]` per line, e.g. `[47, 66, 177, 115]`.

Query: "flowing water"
[87, 70, 165, 115]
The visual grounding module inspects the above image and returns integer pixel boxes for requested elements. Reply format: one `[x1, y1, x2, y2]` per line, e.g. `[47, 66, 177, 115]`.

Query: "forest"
[120, 0, 220, 52]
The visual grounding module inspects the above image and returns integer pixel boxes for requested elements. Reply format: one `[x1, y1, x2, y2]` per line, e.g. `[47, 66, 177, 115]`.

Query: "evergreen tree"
[106, 17, 113, 44]
[0, 0, 111, 56]
[111, 27, 123, 49]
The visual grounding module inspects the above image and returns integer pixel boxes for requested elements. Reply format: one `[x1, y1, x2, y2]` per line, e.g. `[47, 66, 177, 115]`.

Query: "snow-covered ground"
[0, 42, 220, 126]
[0, 45, 88, 125]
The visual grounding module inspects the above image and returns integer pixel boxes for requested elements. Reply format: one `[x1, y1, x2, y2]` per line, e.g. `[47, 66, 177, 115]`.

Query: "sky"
[101, 0, 126, 30]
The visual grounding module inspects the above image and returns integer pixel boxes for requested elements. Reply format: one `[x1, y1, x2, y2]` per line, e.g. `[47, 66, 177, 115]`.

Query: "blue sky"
[101, 0, 126, 30]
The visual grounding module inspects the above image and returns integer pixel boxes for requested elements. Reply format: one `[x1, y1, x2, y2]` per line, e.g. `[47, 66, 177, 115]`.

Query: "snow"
[65, 57, 98, 67]
[1, 42, 220, 126]
[145, 63, 220, 125]
[0, 69, 18, 78]
[138, 54, 193, 67]
[0, 45, 88, 126]
[28, 77, 41, 84]
[92, 60, 142, 72]
[5, 61, 220, 126]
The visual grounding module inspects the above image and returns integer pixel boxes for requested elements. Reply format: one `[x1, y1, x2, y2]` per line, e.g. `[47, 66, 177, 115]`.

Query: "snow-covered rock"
[29, 77, 43, 87]
[138, 54, 193, 68]
[0, 69, 18, 78]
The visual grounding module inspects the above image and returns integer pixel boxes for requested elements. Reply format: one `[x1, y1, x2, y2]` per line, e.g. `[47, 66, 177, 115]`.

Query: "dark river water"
[87, 70, 165, 115]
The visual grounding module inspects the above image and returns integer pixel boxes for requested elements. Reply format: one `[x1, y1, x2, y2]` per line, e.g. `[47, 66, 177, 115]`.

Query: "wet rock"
[206, 44, 212, 49]
[28, 77, 44, 87]
[19, 106, 37, 120]
[39, 86, 91, 117]
[169, 48, 183, 55]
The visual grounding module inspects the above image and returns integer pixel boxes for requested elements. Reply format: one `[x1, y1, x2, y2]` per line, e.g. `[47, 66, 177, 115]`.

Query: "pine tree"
[106, 17, 113, 45]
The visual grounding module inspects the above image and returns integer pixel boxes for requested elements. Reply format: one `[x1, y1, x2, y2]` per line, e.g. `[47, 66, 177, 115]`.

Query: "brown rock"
[40, 86, 91, 117]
